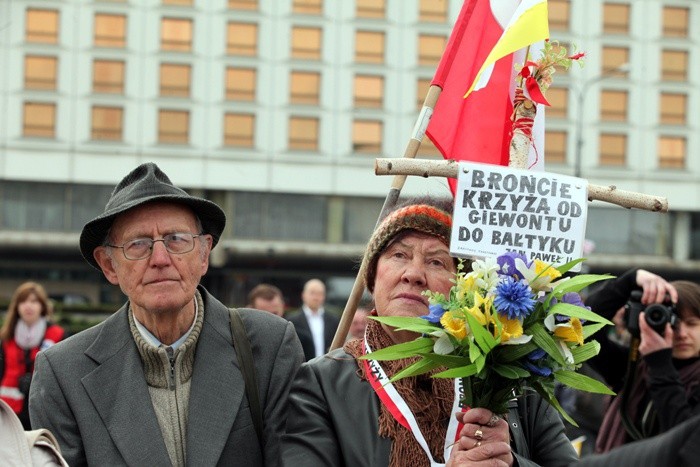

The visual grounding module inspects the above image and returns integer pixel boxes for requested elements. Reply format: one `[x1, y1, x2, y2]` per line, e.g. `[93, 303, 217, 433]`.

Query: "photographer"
[585, 268, 700, 453]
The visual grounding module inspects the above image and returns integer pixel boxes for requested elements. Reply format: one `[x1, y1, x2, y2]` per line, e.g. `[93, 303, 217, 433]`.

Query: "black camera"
[624, 290, 678, 338]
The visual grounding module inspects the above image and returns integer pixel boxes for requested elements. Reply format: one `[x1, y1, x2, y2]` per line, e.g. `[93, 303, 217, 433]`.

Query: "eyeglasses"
[108, 232, 203, 260]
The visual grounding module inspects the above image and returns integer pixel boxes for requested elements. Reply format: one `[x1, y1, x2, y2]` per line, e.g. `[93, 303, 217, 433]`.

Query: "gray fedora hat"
[80, 162, 226, 269]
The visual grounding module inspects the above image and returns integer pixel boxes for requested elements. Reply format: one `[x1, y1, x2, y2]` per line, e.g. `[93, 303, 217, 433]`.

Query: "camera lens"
[645, 305, 668, 326]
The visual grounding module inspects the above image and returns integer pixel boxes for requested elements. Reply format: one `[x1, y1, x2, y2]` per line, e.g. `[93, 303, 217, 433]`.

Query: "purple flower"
[561, 292, 590, 310]
[494, 277, 536, 320]
[496, 252, 531, 279]
[422, 303, 446, 324]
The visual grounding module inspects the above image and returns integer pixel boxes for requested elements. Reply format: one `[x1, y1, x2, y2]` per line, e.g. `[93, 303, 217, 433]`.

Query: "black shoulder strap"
[508, 397, 530, 460]
[229, 308, 264, 447]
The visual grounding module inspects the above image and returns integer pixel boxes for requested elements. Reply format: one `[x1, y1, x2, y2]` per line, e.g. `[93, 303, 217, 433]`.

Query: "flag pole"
[330, 85, 442, 350]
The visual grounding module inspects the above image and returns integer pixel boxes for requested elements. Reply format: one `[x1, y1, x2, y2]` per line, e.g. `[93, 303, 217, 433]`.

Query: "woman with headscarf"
[282, 197, 578, 467]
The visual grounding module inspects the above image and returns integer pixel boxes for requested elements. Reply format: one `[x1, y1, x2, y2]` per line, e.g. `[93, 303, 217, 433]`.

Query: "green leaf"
[555, 258, 586, 275]
[495, 342, 538, 362]
[474, 353, 486, 374]
[492, 363, 531, 379]
[548, 303, 614, 326]
[583, 322, 608, 339]
[368, 316, 439, 334]
[389, 358, 442, 383]
[571, 341, 601, 364]
[469, 339, 482, 363]
[551, 274, 614, 295]
[531, 379, 578, 427]
[530, 323, 565, 365]
[357, 337, 434, 361]
[465, 312, 498, 353]
[554, 370, 616, 395]
[434, 364, 478, 379]
[423, 353, 472, 368]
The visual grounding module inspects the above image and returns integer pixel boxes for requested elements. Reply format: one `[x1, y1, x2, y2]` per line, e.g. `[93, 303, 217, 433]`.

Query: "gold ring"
[474, 428, 483, 440]
[487, 414, 500, 427]
[474, 440, 482, 448]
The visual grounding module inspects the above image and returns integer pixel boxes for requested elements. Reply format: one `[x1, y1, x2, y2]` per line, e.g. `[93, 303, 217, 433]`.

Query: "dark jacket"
[29, 287, 303, 467]
[282, 348, 578, 466]
[288, 308, 340, 361]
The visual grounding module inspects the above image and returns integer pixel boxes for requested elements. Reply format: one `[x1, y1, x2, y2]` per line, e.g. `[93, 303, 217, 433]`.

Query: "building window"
[419, 0, 447, 22]
[544, 130, 566, 163]
[291, 27, 322, 60]
[418, 34, 447, 66]
[91, 106, 123, 141]
[158, 109, 189, 144]
[600, 90, 627, 121]
[160, 63, 191, 97]
[355, 31, 384, 64]
[602, 46, 629, 76]
[224, 113, 255, 147]
[356, 0, 385, 19]
[546, 87, 567, 118]
[26, 9, 59, 44]
[658, 136, 685, 169]
[417, 137, 441, 158]
[23, 102, 56, 138]
[659, 93, 686, 125]
[93, 60, 125, 94]
[292, 0, 321, 15]
[602, 3, 630, 34]
[354, 75, 383, 108]
[229, 0, 257, 10]
[94, 14, 127, 48]
[290, 71, 320, 105]
[227, 22, 257, 56]
[161, 18, 192, 52]
[225, 67, 256, 101]
[163, 0, 193, 5]
[548, 0, 570, 31]
[662, 7, 689, 38]
[353, 120, 382, 154]
[24, 56, 57, 90]
[661, 50, 688, 82]
[599, 133, 626, 166]
[289, 117, 319, 151]
[416, 77, 431, 109]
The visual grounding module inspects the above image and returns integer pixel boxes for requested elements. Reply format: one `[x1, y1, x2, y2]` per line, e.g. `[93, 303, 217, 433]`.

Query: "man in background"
[247, 284, 285, 317]
[348, 303, 371, 340]
[288, 279, 339, 361]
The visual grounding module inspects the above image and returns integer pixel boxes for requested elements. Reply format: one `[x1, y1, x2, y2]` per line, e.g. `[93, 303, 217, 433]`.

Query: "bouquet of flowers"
[360, 252, 615, 424]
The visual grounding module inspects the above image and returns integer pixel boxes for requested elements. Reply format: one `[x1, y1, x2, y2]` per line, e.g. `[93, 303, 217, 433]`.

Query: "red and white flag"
[426, 0, 550, 192]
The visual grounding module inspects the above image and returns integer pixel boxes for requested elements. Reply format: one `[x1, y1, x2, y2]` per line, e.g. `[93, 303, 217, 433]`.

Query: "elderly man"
[29, 163, 303, 466]
[288, 279, 339, 361]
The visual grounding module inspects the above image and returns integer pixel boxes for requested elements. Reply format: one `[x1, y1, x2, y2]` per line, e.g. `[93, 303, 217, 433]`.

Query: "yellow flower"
[455, 274, 477, 301]
[465, 304, 488, 326]
[440, 312, 467, 340]
[534, 260, 562, 282]
[496, 315, 524, 342]
[554, 318, 584, 345]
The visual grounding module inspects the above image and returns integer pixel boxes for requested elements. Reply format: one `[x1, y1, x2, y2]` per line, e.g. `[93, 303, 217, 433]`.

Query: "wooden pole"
[374, 158, 669, 213]
[329, 85, 443, 350]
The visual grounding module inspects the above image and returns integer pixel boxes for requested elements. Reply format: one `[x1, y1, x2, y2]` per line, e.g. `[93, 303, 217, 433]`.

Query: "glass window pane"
[600, 90, 627, 121]
[161, 18, 192, 52]
[546, 87, 568, 118]
[24, 55, 57, 90]
[548, 0, 570, 30]
[23, 102, 55, 138]
[226, 67, 256, 100]
[663, 7, 688, 38]
[354, 75, 383, 108]
[93, 59, 125, 93]
[659, 93, 686, 125]
[227, 22, 257, 56]
[158, 109, 189, 144]
[658, 136, 685, 169]
[163, 0, 193, 5]
[418, 34, 447, 66]
[545, 130, 566, 163]
[26, 9, 59, 44]
[343, 197, 384, 243]
[602, 46, 629, 77]
[1, 182, 66, 231]
[292, 0, 322, 15]
[419, 0, 447, 22]
[355, 31, 384, 64]
[356, 0, 385, 19]
[290, 71, 320, 105]
[224, 113, 255, 147]
[70, 185, 114, 231]
[91, 106, 123, 140]
[599, 133, 626, 166]
[291, 27, 321, 60]
[661, 50, 688, 82]
[289, 117, 319, 150]
[94, 14, 127, 48]
[160, 63, 191, 97]
[416, 77, 430, 109]
[352, 120, 382, 154]
[587, 207, 670, 256]
[602, 3, 629, 34]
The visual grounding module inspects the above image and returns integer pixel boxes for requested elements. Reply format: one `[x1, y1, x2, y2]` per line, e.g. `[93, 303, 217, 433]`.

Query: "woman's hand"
[635, 269, 677, 305]
[638, 311, 673, 356]
[447, 408, 513, 467]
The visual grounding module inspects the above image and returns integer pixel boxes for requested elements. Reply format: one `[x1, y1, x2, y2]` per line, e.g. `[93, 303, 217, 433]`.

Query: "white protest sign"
[450, 162, 588, 272]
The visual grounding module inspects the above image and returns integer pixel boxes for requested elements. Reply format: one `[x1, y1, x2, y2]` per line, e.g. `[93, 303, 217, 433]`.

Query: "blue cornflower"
[527, 348, 547, 361]
[496, 252, 530, 279]
[422, 303, 446, 324]
[494, 277, 536, 320]
[521, 348, 552, 376]
[522, 360, 553, 376]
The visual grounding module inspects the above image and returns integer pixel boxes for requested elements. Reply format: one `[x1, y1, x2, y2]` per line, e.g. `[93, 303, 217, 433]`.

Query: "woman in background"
[1, 282, 65, 429]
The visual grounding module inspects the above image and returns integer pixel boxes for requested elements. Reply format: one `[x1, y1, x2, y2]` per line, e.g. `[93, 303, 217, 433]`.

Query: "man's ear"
[94, 247, 120, 285]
